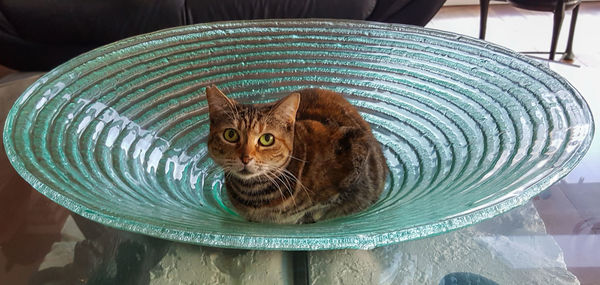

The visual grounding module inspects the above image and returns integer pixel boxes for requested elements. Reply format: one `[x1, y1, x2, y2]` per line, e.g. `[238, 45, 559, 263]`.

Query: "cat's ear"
[273, 93, 300, 122]
[206, 85, 235, 115]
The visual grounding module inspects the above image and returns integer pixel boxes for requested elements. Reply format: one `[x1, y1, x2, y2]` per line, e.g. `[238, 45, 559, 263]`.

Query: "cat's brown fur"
[206, 86, 387, 224]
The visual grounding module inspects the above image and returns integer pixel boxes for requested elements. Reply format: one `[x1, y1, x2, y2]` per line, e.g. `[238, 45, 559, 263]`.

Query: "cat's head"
[206, 86, 300, 179]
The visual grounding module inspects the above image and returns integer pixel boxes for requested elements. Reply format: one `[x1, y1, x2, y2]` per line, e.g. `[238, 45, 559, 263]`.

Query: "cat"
[206, 85, 388, 224]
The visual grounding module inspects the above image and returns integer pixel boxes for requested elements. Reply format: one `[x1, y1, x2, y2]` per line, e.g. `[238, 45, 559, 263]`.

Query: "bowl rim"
[3, 19, 595, 250]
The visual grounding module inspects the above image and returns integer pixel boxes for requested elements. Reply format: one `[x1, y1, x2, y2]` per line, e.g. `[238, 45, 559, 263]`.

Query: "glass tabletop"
[1, 61, 598, 284]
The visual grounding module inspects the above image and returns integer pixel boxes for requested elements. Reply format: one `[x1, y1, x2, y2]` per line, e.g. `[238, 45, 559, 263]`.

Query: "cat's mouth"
[231, 167, 261, 179]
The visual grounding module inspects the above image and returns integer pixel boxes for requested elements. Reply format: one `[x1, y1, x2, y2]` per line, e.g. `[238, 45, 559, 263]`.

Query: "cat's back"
[295, 88, 369, 130]
[292, 88, 387, 221]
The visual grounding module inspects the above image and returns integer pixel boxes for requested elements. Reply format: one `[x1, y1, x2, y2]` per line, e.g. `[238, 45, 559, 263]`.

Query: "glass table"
[1, 61, 598, 284]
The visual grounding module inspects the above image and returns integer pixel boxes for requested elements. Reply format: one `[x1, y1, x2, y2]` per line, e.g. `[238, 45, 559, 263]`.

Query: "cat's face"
[206, 86, 300, 179]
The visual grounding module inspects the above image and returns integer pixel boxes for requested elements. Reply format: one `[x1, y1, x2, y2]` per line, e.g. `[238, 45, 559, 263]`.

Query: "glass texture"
[2, 20, 594, 250]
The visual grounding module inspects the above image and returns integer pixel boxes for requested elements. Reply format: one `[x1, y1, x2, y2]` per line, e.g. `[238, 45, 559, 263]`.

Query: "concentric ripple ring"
[3, 20, 594, 250]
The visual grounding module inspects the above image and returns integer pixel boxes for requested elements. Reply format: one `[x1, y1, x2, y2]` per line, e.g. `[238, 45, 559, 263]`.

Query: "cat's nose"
[241, 155, 253, 165]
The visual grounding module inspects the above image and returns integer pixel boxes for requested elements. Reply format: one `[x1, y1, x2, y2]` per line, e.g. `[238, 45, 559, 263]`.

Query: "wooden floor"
[428, 2, 600, 67]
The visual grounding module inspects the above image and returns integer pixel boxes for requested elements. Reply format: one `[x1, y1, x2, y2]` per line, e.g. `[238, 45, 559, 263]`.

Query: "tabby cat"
[206, 85, 387, 224]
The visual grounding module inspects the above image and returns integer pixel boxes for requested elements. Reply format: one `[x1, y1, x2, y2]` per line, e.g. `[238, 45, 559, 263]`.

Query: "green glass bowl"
[3, 20, 594, 250]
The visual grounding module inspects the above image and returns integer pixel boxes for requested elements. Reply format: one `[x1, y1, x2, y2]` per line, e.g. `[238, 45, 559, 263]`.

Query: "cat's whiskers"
[287, 154, 308, 163]
[263, 169, 295, 206]
[259, 164, 297, 206]
[278, 168, 313, 205]
[218, 159, 242, 180]
[203, 165, 229, 182]
[263, 164, 310, 206]
[270, 169, 297, 206]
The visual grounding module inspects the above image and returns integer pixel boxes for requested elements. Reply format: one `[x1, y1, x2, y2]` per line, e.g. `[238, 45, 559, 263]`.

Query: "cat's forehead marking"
[229, 105, 263, 134]
[237, 117, 264, 134]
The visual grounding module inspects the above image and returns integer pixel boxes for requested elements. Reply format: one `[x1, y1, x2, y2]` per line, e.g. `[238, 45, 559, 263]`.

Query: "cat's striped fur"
[206, 86, 387, 224]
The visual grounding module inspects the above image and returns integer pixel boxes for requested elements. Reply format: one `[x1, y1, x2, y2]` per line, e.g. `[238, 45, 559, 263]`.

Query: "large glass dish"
[3, 20, 594, 250]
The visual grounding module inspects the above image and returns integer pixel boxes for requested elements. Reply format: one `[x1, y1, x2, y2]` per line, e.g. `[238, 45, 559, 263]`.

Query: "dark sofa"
[0, 0, 446, 71]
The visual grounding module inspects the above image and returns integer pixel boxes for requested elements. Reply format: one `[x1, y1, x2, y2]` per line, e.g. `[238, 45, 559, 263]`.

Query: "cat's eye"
[258, 133, 275, 146]
[223, 128, 239, 143]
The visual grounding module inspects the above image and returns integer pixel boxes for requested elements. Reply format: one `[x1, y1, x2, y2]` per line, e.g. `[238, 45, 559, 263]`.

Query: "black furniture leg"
[479, 0, 490, 39]
[550, 0, 566, 60]
[563, 3, 579, 61]
[292, 251, 309, 285]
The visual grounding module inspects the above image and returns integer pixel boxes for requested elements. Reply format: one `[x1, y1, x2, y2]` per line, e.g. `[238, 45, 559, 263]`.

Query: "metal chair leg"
[550, 0, 566, 60]
[479, 0, 490, 39]
[563, 3, 580, 61]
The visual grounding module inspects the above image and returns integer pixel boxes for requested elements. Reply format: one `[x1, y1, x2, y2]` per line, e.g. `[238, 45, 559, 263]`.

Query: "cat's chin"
[231, 170, 263, 180]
